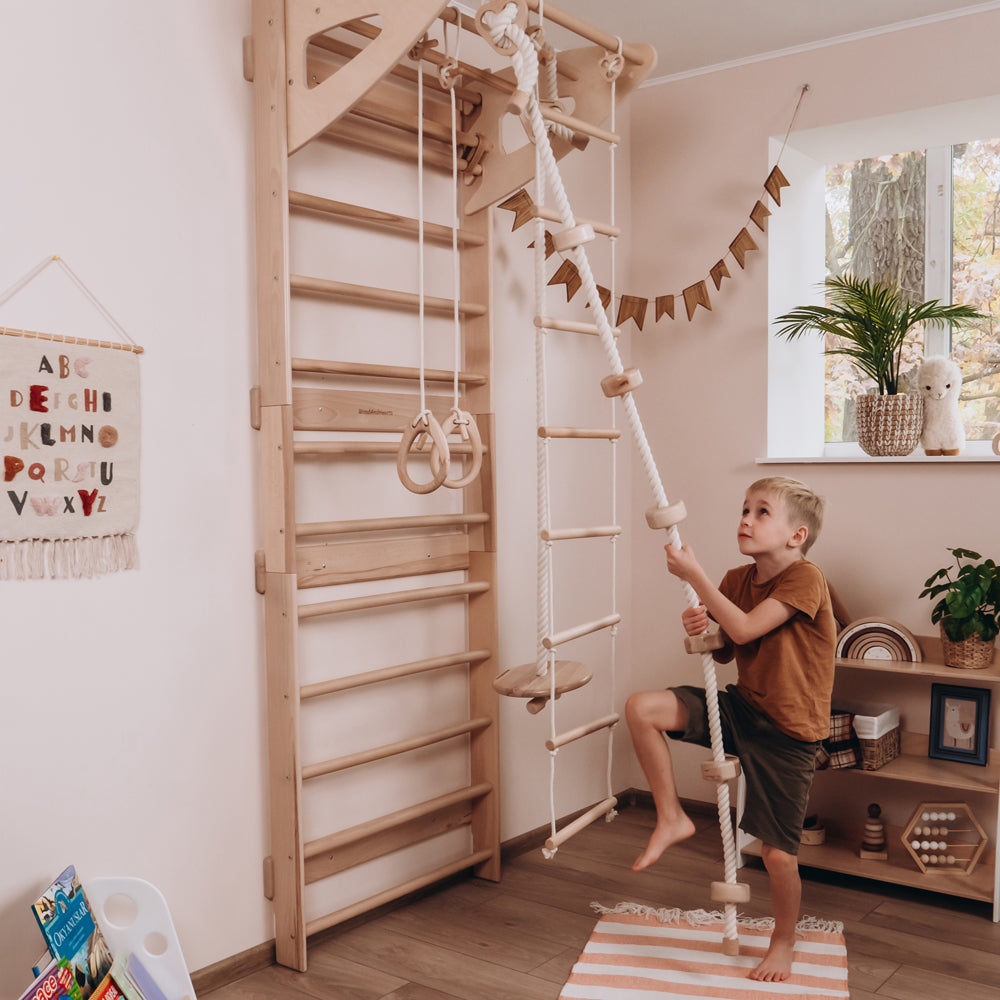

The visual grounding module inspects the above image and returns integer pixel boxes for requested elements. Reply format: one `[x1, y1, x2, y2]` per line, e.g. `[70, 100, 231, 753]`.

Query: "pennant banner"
[499, 164, 790, 330]
[1, 330, 141, 578]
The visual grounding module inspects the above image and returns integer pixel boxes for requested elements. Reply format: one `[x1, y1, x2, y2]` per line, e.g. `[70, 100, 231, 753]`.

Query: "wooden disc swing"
[481, 1, 750, 956]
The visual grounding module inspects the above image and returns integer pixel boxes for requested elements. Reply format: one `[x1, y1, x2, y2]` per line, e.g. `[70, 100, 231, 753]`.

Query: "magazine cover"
[18, 957, 83, 1000]
[31, 866, 112, 998]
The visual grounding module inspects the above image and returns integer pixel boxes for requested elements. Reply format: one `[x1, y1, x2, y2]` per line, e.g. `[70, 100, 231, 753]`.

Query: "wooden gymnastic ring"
[993, 431, 1000, 456]
[397, 412, 449, 495]
[475, 0, 528, 54]
[432, 409, 484, 489]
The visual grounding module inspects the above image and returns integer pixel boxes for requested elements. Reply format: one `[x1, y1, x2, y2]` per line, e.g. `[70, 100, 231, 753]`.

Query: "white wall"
[627, 9, 1000, 817]
[0, 1, 636, 990]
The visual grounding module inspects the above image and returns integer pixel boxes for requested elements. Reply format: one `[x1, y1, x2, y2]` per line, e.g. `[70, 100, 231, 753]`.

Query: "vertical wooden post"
[251, 0, 305, 970]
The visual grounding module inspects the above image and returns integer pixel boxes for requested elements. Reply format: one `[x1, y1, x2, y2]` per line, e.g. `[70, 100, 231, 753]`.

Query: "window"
[767, 96, 1000, 459]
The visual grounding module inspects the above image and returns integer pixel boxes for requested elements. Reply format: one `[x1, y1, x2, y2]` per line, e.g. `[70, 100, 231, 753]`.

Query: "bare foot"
[632, 812, 696, 871]
[749, 936, 795, 982]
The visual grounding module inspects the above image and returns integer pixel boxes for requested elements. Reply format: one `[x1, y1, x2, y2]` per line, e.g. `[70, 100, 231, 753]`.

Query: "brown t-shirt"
[719, 559, 836, 742]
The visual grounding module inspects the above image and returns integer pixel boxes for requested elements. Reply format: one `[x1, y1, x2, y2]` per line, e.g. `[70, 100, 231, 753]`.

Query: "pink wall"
[625, 9, 1000, 804]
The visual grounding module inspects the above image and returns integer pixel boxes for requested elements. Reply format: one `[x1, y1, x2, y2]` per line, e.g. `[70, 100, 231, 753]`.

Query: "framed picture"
[928, 683, 992, 767]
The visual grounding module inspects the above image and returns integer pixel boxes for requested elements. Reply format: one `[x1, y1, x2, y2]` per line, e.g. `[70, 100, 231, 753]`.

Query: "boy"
[625, 476, 836, 983]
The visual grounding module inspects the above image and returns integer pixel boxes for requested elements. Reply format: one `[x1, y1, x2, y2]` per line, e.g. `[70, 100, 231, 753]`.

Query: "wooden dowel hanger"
[524, 0, 647, 66]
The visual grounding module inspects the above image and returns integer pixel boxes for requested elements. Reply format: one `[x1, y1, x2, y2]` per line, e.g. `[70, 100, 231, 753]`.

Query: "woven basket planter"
[855, 394, 923, 456]
[940, 626, 996, 669]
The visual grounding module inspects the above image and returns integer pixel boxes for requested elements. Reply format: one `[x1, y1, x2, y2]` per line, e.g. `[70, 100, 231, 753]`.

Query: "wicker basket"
[940, 627, 997, 669]
[855, 394, 923, 456]
[859, 726, 901, 770]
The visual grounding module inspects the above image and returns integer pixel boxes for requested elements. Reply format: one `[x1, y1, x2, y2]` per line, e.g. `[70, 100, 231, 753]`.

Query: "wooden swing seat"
[493, 658, 592, 704]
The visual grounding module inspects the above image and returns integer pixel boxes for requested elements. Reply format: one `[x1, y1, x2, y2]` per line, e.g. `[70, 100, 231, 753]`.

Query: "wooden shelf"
[742, 832, 996, 906]
[835, 634, 1000, 683]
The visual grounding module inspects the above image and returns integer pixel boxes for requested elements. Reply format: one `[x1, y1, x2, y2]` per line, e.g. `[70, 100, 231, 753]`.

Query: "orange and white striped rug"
[560, 905, 849, 999]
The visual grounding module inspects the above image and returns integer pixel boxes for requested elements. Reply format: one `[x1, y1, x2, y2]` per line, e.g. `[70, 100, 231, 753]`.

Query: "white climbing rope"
[483, 3, 741, 950]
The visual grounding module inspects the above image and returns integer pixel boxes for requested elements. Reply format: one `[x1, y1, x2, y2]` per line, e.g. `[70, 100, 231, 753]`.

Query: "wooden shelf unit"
[739, 637, 1000, 920]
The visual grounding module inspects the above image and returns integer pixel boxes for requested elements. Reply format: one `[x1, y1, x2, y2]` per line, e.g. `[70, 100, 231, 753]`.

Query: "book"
[32, 948, 53, 978]
[111, 954, 169, 1000]
[18, 957, 83, 1000]
[31, 866, 113, 999]
[88, 971, 125, 1000]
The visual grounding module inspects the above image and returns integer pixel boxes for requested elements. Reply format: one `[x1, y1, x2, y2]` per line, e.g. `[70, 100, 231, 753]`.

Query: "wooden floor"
[203, 800, 1000, 1000]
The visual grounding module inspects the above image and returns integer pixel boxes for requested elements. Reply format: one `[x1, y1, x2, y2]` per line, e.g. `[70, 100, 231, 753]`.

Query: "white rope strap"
[487, 6, 739, 948]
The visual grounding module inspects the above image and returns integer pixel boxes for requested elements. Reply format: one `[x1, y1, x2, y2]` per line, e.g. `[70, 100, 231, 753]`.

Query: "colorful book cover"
[18, 957, 83, 1000]
[88, 971, 125, 1000]
[110, 954, 169, 1000]
[30, 866, 113, 999]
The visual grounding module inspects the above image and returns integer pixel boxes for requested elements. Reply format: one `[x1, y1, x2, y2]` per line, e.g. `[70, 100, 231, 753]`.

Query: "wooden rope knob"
[645, 500, 687, 530]
[506, 89, 531, 116]
[701, 756, 741, 783]
[721, 935, 741, 956]
[601, 368, 642, 398]
[432, 409, 484, 489]
[552, 224, 596, 253]
[396, 412, 449, 495]
[475, 0, 528, 53]
[710, 881, 751, 904]
[684, 630, 727, 654]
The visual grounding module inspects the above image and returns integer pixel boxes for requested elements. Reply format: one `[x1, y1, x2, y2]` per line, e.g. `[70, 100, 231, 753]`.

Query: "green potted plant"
[919, 547, 1000, 669]
[773, 275, 984, 456]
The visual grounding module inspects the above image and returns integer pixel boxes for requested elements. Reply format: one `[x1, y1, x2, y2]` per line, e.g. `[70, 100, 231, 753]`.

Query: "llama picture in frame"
[928, 683, 991, 767]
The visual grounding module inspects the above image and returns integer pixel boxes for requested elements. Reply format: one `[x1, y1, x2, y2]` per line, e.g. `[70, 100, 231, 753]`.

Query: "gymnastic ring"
[432, 409, 484, 489]
[993, 431, 1000, 456]
[397, 411, 450, 495]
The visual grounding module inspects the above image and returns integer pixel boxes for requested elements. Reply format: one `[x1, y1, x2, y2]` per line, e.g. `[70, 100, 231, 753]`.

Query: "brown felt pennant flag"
[548, 259, 582, 300]
[729, 228, 759, 269]
[498, 188, 535, 230]
[709, 259, 731, 290]
[528, 230, 556, 258]
[655, 295, 675, 321]
[750, 199, 771, 231]
[764, 165, 790, 206]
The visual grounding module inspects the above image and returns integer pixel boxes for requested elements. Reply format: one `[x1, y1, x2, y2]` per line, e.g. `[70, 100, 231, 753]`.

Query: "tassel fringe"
[592, 901, 844, 935]
[0, 533, 137, 580]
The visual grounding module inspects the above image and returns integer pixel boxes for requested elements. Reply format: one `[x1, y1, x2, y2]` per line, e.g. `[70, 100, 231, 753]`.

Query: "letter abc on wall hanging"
[836, 618, 923, 662]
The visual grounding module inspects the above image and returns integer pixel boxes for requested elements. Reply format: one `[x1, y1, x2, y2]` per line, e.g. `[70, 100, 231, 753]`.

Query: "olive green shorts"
[668, 684, 819, 855]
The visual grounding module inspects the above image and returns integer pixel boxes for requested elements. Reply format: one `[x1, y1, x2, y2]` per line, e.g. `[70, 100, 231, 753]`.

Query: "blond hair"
[747, 476, 825, 555]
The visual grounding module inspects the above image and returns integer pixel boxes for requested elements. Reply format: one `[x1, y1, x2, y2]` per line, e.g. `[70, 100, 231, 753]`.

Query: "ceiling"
[541, 0, 999, 80]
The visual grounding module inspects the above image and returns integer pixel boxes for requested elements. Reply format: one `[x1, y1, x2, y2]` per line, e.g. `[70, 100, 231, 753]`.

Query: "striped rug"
[559, 905, 849, 999]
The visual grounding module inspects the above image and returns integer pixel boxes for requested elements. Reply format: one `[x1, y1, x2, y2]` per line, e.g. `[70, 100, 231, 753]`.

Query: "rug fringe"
[591, 901, 844, 935]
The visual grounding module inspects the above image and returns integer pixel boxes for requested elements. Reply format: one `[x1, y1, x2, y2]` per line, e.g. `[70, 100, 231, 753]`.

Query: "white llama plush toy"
[917, 356, 965, 456]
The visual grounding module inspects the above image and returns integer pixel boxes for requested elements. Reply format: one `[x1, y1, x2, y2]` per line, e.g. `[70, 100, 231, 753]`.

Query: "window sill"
[758, 454, 999, 465]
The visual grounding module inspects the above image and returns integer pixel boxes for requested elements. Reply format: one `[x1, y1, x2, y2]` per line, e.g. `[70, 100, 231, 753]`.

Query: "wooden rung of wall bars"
[349, 94, 478, 147]
[289, 191, 487, 246]
[298, 580, 490, 621]
[293, 441, 483, 457]
[541, 105, 620, 146]
[297, 512, 490, 538]
[544, 796, 619, 853]
[302, 716, 492, 780]
[545, 713, 620, 752]
[305, 848, 495, 938]
[543, 613, 622, 650]
[531, 204, 621, 239]
[301, 649, 492, 701]
[321, 118, 479, 175]
[541, 525, 622, 541]
[524, 0, 648, 65]
[304, 782, 492, 860]
[537, 426, 622, 440]
[534, 316, 621, 337]
[291, 357, 488, 385]
[290, 274, 488, 316]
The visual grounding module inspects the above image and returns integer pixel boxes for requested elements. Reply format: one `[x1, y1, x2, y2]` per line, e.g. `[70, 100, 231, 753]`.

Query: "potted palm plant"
[773, 275, 984, 456]
[919, 547, 1000, 669]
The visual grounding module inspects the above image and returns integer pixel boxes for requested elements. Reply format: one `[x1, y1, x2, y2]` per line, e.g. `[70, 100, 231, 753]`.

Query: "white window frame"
[766, 95, 1000, 461]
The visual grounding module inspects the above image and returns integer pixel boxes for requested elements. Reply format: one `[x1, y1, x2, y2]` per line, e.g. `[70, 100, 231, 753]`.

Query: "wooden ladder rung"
[301, 649, 491, 700]
[299, 581, 490, 620]
[291, 357, 488, 385]
[302, 716, 493, 779]
[298, 513, 490, 538]
[541, 105, 620, 146]
[304, 782, 492, 860]
[289, 191, 487, 247]
[541, 525, 621, 541]
[531, 204, 621, 239]
[543, 613, 621, 650]
[293, 441, 483, 457]
[544, 796, 618, 853]
[349, 95, 478, 148]
[546, 713, 620, 751]
[291, 274, 488, 317]
[522, 0, 648, 66]
[538, 426, 622, 440]
[534, 316, 620, 337]
[305, 848, 495, 938]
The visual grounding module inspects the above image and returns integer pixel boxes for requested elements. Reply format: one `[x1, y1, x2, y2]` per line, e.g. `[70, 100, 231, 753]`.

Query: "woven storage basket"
[859, 726, 900, 770]
[855, 394, 923, 456]
[940, 628, 996, 669]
